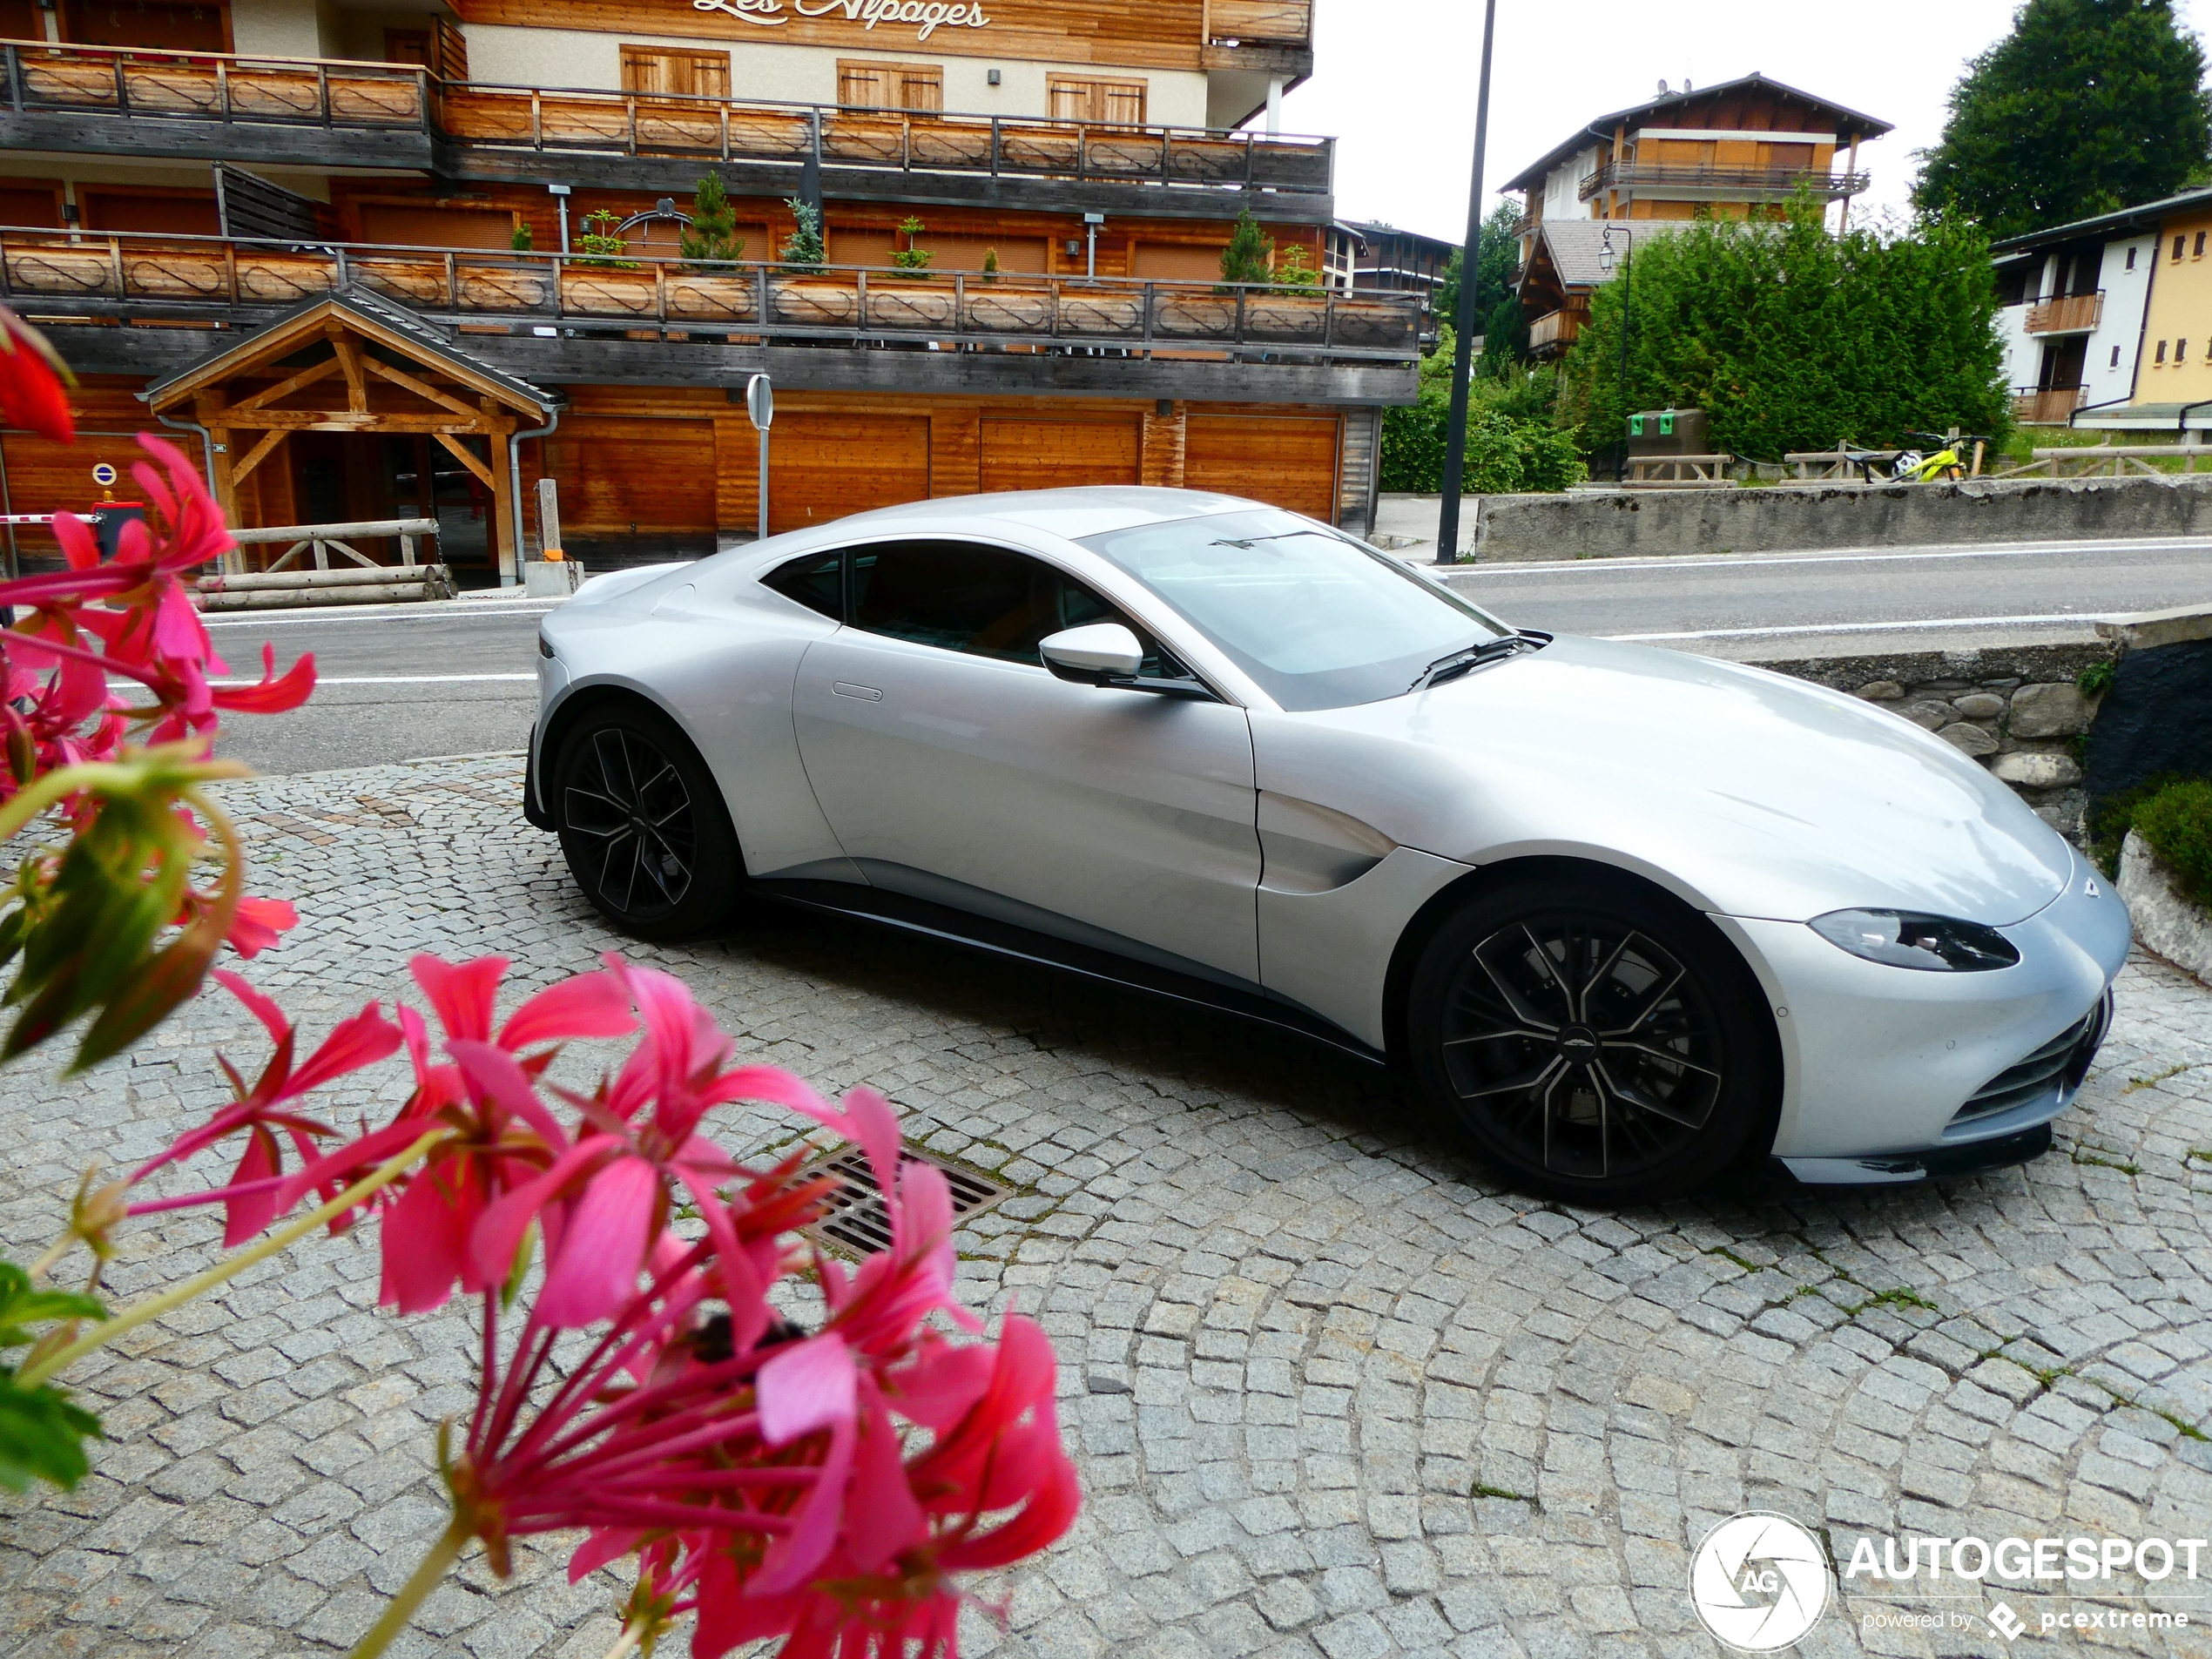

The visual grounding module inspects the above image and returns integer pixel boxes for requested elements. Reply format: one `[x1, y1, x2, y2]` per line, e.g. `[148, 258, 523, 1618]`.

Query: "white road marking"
[199, 606, 558, 628]
[1602, 614, 2090, 643]
[108, 674, 536, 689]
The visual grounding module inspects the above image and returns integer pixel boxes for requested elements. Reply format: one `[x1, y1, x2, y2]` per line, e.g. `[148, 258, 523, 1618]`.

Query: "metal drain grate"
[800, 1147, 1010, 1256]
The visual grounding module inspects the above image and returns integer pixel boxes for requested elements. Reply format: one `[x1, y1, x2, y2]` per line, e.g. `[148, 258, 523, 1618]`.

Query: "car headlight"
[1809, 908, 2020, 972]
[538, 632, 556, 659]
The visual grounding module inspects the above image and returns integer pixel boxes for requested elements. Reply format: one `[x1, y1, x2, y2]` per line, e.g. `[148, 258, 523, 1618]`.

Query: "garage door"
[978, 416, 1141, 494]
[542, 418, 717, 536]
[1184, 415, 1339, 520]
[768, 413, 930, 534]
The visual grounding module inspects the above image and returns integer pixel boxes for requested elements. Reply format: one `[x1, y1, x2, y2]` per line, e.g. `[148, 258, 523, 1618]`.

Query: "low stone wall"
[1470, 474, 2212, 559]
[1743, 640, 2112, 840]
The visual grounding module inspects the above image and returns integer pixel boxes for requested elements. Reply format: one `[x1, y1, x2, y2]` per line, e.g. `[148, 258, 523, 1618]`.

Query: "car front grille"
[1949, 989, 2114, 1130]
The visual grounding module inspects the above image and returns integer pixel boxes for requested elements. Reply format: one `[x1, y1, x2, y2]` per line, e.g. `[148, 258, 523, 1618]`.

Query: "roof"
[2072, 401, 2212, 430]
[145, 286, 560, 417]
[1989, 186, 2212, 258]
[1501, 72, 1893, 194]
[1525, 219, 1687, 289]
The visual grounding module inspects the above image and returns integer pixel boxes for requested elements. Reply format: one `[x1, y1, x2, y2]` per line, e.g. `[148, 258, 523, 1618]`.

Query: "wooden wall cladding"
[538, 415, 719, 534]
[0, 380, 210, 561]
[448, 0, 1211, 72]
[765, 412, 931, 534]
[978, 415, 1141, 492]
[1182, 413, 1339, 520]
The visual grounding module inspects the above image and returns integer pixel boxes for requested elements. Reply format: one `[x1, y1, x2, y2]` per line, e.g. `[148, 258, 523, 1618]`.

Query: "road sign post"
[745, 373, 773, 543]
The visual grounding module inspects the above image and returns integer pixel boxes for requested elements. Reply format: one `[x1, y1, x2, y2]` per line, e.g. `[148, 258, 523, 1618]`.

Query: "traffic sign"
[745, 373, 773, 432]
[91, 462, 117, 487]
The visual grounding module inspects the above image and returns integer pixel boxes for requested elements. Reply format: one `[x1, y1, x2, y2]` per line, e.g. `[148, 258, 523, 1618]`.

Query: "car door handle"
[831, 682, 884, 701]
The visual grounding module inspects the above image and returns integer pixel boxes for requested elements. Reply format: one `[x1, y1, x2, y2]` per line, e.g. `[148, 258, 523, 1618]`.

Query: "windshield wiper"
[1409, 635, 1530, 692]
[1208, 530, 1331, 550]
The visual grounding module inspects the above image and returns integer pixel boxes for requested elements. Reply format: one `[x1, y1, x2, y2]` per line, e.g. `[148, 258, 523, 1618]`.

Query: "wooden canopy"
[145, 288, 556, 574]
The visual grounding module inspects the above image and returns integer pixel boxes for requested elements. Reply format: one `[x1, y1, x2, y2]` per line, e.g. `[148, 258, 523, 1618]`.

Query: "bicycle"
[1887, 431, 1986, 483]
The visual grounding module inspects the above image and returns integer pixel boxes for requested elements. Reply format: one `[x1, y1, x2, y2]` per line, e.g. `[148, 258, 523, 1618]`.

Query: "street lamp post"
[1433, 0, 1499, 566]
[1599, 226, 1632, 483]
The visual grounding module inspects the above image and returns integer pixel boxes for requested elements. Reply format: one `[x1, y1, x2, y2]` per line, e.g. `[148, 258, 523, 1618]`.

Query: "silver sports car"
[524, 488, 2131, 1204]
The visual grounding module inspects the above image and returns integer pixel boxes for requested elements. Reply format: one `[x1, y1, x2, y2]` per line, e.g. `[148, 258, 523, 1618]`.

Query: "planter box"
[2118, 829, 2212, 981]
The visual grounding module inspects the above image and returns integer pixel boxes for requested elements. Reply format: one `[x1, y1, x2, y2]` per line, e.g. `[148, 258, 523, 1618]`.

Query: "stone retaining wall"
[1470, 474, 2212, 559]
[1743, 641, 2113, 840]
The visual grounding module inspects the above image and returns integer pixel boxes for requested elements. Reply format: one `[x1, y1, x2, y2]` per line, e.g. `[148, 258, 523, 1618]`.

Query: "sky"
[1273, 0, 2211, 243]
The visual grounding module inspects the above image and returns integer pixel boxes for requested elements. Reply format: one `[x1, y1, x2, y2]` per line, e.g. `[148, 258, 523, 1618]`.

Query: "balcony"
[1528, 307, 1582, 353]
[2025, 291, 2103, 335]
[1203, 0, 1313, 75]
[0, 40, 1334, 221]
[1576, 161, 1870, 204]
[1, 228, 1418, 399]
[2013, 385, 2086, 425]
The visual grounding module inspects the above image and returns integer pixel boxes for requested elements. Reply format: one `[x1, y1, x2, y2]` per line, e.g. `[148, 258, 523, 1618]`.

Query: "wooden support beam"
[228, 428, 287, 487]
[361, 354, 480, 421]
[329, 331, 368, 415]
[227, 354, 341, 415]
[485, 403, 518, 584]
[222, 412, 492, 433]
[433, 429, 494, 489]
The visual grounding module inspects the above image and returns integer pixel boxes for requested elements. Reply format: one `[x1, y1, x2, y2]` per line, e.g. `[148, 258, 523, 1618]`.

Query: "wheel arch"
[1379, 853, 1787, 1159]
[536, 679, 746, 872]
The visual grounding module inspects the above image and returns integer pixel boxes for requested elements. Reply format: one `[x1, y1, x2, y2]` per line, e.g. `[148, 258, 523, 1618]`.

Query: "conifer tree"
[680, 172, 745, 266]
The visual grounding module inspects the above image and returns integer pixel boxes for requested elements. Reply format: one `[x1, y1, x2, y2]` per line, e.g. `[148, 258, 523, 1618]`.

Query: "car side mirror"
[1040, 623, 1144, 685]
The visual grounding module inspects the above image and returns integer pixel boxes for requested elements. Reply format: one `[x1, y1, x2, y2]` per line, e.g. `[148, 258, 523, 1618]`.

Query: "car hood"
[1250, 634, 2073, 926]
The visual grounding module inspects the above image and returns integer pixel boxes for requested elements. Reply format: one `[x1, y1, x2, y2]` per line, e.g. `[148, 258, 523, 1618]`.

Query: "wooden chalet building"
[0, 0, 1415, 580]
[1501, 74, 1889, 359]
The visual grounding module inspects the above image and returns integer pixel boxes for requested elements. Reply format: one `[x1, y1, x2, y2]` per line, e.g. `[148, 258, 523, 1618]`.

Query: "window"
[808, 540, 1187, 678]
[2112, 346, 2122, 368]
[2127, 245, 2138, 271]
[2158, 340, 2169, 363]
[1047, 74, 1148, 125]
[764, 552, 842, 621]
[1081, 507, 1513, 711]
[2198, 232, 2207, 258]
[2176, 235, 2188, 262]
[620, 46, 731, 98]
[837, 59, 943, 111]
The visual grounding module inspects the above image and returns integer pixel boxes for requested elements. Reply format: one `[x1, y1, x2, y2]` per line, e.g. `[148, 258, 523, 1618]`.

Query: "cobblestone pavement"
[3, 756, 2210, 1659]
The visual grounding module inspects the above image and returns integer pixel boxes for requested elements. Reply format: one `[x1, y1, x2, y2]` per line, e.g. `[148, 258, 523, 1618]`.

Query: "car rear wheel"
[1406, 873, 1777, 1204]
[553, 704, 741, 941]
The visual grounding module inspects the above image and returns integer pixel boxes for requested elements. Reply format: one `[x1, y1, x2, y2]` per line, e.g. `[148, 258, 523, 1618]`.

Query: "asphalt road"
[196, 533, 2212, 775]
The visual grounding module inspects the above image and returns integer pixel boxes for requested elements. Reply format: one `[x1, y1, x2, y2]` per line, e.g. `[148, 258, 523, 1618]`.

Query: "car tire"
[552, 702, 742, 941]
[1406, 871, 1778, 1205]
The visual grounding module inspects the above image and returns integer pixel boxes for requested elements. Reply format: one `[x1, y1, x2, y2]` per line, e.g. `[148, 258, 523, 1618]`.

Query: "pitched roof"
[1988, 186, 2212, 257]
[145, 285, 560, 417]
[1500, 72, 1893, 194]
[1526, 219, 1689, 289]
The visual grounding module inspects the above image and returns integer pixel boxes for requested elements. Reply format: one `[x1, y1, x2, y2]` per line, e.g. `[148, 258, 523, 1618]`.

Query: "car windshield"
[1079, 508, 1513, 710]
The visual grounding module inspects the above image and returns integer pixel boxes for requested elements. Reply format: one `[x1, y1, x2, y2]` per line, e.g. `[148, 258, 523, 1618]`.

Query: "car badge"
[2086, 878, 2099, 897]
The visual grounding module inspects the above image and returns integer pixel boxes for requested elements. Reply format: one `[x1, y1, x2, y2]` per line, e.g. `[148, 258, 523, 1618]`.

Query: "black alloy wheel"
[553, 704, 740, 940]
[1407, 873, 1777, 1204]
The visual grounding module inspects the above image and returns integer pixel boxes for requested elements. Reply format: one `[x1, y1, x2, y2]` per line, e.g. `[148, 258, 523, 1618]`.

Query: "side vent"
[800, 1147, 1010, 1256]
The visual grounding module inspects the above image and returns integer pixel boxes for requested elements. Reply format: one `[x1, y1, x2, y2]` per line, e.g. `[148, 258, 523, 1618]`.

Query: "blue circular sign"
[91, 462, 117, 487]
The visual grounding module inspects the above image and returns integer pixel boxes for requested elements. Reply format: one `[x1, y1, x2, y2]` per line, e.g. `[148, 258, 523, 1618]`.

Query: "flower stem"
[346, 1514, 469, 1659]
[598, 1621, 647, 1659]
[18, 1130, 445, 1388]
[24, 1233, 71, 1284]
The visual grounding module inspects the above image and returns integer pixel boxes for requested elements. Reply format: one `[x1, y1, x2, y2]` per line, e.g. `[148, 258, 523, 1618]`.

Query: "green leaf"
[0, 1366, 103, 1492]
[0, 1258, 108, 1347]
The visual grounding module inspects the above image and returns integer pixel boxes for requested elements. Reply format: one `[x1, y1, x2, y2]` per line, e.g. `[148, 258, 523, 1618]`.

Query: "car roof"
[823, 486, 1262, 543]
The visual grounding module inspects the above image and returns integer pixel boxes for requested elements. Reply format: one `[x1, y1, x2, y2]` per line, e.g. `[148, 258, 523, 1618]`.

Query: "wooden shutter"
[62, 0, 230, 51]
[357, 203, 516, 250]
[383, 29, 430, 65]
[0, 0, 41, 37]
[621, 45, 730, 98]
[838, 59, 940, 111]
[1047, 75, 1147, 125]
[0, 181, 63, 229]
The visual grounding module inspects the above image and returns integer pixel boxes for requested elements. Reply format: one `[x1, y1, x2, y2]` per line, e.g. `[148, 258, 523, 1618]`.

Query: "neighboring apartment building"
[1992, 186, 2212, 432]
[0, 0, 1416, 581]
[1500, 73, 1890, 358]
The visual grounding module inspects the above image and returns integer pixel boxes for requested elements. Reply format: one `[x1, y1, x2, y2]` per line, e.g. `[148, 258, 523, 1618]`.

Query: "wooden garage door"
[1184, 415, 1339, 520]
[543, 418, 717, 536]
[978, 416, 1141, 494]
[768, 413, 930, 534]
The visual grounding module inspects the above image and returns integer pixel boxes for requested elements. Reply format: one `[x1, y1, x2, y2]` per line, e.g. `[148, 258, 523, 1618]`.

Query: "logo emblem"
[1988, 1603, 2027, 1642]
[1558, 1024, 1600, 1062]
[1689, 1513, 1832, 1650]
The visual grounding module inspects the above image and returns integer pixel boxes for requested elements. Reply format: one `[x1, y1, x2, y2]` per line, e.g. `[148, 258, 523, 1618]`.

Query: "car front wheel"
[1406, 872, 1778, 1204]
[552, 704, 741, 941]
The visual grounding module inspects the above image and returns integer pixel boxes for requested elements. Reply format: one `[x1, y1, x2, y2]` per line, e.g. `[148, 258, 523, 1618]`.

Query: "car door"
[788, 536, 1263, 985]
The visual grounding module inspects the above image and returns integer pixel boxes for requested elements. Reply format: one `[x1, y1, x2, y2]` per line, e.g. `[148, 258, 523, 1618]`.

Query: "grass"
[1471, 1482, 1528, 1502]
[2124, 1062, 2196, 1092]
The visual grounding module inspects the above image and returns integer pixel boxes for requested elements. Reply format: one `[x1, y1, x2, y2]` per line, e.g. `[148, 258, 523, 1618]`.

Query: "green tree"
[779, 197, 825, 270]
[1556, 200, 2013, 462]
[1219, 210, 1273, 285]
[680, 172, 746, 266]
[1433, 201, 1520, 332]
[1914, 0, 2212, 237]
[1379, 325, 1587, 494]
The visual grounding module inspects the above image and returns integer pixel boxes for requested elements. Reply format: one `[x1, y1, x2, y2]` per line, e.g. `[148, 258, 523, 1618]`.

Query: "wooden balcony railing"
[2013, 386, 2086, 425]
[1528, 307, 1582, 351]
[1207, 0, 1312, 44]
[0, 229, 1420, 361]
[0, 39, 1332, 196]
[1578, 161, 1871, 202]
[2024, 291, 2103, 335]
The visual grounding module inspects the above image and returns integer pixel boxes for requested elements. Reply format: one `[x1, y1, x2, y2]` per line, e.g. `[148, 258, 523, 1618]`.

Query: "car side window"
[847, 539, 1190, 678]
[762, 551, 842, 620]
